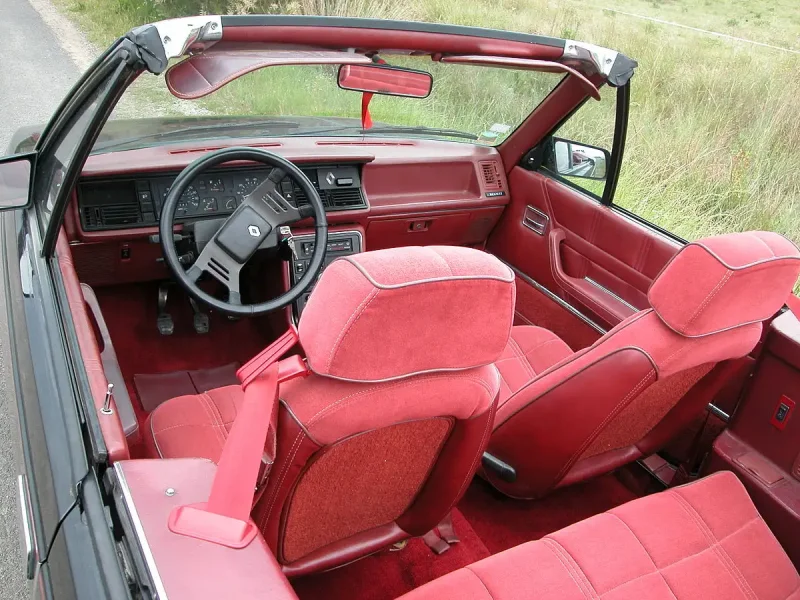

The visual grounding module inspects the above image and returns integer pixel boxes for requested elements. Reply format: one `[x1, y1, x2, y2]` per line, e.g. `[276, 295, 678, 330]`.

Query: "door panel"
[488, 168, 680, 333]
[706, 310, 800, 567]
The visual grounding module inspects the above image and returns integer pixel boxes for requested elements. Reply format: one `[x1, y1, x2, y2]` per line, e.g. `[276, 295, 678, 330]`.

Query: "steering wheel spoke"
[159, 147, 327, 317]
[188, 238, 244, 294]
[243, 169, 305, 228]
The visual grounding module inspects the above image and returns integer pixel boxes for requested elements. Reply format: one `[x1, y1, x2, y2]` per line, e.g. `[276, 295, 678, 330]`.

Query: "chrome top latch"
[101, 383, 114, 415]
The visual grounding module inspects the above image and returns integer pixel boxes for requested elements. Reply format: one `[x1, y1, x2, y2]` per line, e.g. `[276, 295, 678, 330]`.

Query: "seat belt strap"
[168, 326, 309, 548]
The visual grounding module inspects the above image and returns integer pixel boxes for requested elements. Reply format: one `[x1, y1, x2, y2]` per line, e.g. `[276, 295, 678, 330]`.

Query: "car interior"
[39, 21, 800, 600]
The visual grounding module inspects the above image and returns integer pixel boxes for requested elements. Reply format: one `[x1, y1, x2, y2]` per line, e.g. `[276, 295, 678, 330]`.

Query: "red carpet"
[293, 474, 639, 599]
[93, 282, 280, 453]
[293, 509, 490, 600]
[458, 474, 638, 554]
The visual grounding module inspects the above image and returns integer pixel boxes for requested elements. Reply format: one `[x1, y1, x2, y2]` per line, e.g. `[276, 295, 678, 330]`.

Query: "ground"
[0, 1, 88, 596]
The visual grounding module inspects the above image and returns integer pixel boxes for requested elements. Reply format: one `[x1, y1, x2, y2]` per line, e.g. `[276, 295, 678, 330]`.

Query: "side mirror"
[338, 64, 433, 98]
[0, 154, 34, 210]
[547, 138, 609, 181]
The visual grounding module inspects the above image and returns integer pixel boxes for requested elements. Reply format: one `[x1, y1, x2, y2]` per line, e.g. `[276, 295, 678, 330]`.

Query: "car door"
[488, 83, 682, 349]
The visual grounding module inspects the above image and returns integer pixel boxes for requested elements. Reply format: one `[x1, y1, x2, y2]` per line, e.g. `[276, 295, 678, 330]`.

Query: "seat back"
[487, 231, 800, 499]
[253, 246, 516, 576]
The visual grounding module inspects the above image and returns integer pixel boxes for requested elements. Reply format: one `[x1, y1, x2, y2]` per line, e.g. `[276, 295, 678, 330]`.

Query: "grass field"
[55, 0, 800, 255]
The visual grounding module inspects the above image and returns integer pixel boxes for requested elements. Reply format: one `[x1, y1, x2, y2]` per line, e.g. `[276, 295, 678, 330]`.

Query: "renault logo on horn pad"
[248, 225, 261, 237]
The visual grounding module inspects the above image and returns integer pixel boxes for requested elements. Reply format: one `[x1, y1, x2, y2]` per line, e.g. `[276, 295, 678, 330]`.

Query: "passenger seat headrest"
[648, 231, 800, 337]
[299, 246, 516, 381]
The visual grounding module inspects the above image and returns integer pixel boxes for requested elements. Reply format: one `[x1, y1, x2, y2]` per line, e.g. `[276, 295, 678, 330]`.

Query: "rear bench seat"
[400, 471, 800, 600]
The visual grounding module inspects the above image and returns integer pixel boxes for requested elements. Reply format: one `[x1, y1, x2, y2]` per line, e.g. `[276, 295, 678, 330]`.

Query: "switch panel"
[771, 395, 795, 431]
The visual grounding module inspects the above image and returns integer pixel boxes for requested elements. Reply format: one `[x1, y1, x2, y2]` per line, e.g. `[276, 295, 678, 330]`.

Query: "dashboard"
[77, 163, 366, 231]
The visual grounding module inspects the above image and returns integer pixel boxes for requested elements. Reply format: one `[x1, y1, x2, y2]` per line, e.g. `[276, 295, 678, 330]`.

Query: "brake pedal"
[157, 283, 174, 336]
[189, 297, 210, 334]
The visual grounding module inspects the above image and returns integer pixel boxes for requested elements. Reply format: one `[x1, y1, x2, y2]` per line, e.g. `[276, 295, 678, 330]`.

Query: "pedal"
[157, 283, 174, 336]
[157, 314, 175, 336]
[189, 297, 210, 334]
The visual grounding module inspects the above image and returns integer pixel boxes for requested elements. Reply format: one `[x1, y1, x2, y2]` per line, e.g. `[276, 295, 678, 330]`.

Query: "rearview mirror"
[549, 138, 609, 181]
[338, 64, 433, 98]
[0, 154, 34, 210]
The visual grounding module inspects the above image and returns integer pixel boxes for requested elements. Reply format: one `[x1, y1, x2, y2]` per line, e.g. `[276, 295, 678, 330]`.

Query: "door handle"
[522, 205, 549, 235]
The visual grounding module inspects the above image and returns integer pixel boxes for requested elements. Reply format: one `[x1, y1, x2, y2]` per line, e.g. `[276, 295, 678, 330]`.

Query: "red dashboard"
[65, 137, 510, 287]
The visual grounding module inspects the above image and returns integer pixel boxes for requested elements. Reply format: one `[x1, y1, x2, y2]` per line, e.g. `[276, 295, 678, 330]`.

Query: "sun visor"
[166, 46, 373, 99]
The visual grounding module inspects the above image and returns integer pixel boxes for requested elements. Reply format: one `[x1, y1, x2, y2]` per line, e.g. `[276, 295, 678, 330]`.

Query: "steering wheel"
[160, 147, 328, 317]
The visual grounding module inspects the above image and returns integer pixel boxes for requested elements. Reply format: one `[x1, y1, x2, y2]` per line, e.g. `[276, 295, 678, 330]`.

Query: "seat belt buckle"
[237, 325, 303, 387]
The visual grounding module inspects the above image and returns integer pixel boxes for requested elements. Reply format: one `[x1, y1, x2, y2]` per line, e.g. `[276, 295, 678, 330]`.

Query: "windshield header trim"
[220, 15, 566, 48]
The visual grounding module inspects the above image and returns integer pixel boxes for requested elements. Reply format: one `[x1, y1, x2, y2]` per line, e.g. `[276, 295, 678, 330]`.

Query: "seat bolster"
[281, 364, 500, 445]
[399, 472, 800, 600]
[487, 346, 656, 498]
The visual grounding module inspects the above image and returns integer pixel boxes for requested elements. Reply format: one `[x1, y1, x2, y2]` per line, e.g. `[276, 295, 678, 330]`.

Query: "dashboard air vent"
[329, 188, 364, 208]
[480, 161, 503, 191]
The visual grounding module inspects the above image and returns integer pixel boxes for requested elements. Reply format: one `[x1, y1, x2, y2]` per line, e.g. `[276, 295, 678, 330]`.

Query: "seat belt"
[168, 326, 309, 548]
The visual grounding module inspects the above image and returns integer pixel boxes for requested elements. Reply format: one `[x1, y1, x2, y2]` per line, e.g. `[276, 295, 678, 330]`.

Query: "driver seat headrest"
[298, 245, 516, 382]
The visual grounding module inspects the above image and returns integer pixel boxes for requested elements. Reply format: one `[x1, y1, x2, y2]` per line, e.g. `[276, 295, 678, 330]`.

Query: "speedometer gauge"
[176, 185, 200, 216]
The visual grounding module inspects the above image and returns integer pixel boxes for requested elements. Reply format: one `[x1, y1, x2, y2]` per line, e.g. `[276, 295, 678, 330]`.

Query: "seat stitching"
[195, 393, 227, 453]
[555, 369, 656, 482]
[206, 391, 230, 436]
[522, 339, 566, 372]
[260, 429, 306, 532]
[684, 269, 732, 329]
[670, 491, 758, 600]
[152, 422, 231, 436]
[605, 513, 678, 599]
[305, 374, 494, 426]
[657, 517, 759, 572]
[542, 538, 598, 599]
[326, 288, 380, 371]
[150, 413, 165, 458]
[463, 566, 495, 599]
[429, 247, 454, 276]
[509, 337, 537, 380]
[748, 232, 776, 258]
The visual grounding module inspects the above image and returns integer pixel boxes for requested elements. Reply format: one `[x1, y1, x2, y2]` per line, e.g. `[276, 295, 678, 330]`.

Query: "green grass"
[55, 0, 800, 261]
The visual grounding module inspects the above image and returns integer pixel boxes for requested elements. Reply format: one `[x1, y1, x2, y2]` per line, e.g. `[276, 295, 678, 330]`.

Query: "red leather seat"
[145, 246, 516, 576]
[486, 232, 800, 499]
[400, 471, 800, 600]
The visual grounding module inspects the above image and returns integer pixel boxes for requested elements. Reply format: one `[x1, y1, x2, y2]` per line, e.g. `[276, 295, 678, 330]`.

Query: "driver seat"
[144, 246, 515, 576]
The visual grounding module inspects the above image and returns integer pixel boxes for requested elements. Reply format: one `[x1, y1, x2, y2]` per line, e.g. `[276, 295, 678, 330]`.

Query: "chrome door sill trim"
[707, 403, 730, 422]
[502, 262, 607, 335]
[17, 474, 36, 579]
[584, 276, 640, 313]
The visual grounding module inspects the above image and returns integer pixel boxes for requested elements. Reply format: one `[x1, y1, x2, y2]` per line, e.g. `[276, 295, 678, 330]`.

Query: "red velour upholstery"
[649, 231, 800, 337]
[494, 326, 573, 401]
[146, 246, 513, 576]
[486, 232, 800, 499]
[299, 246, 516, 381]
[399, 471, 800, 600]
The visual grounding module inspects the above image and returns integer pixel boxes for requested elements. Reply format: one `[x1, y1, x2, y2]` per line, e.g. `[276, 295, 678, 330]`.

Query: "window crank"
[101, 383, 114, 415]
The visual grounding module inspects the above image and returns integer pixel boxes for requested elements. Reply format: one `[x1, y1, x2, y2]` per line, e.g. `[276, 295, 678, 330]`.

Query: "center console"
[290, 230, 363, 318]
